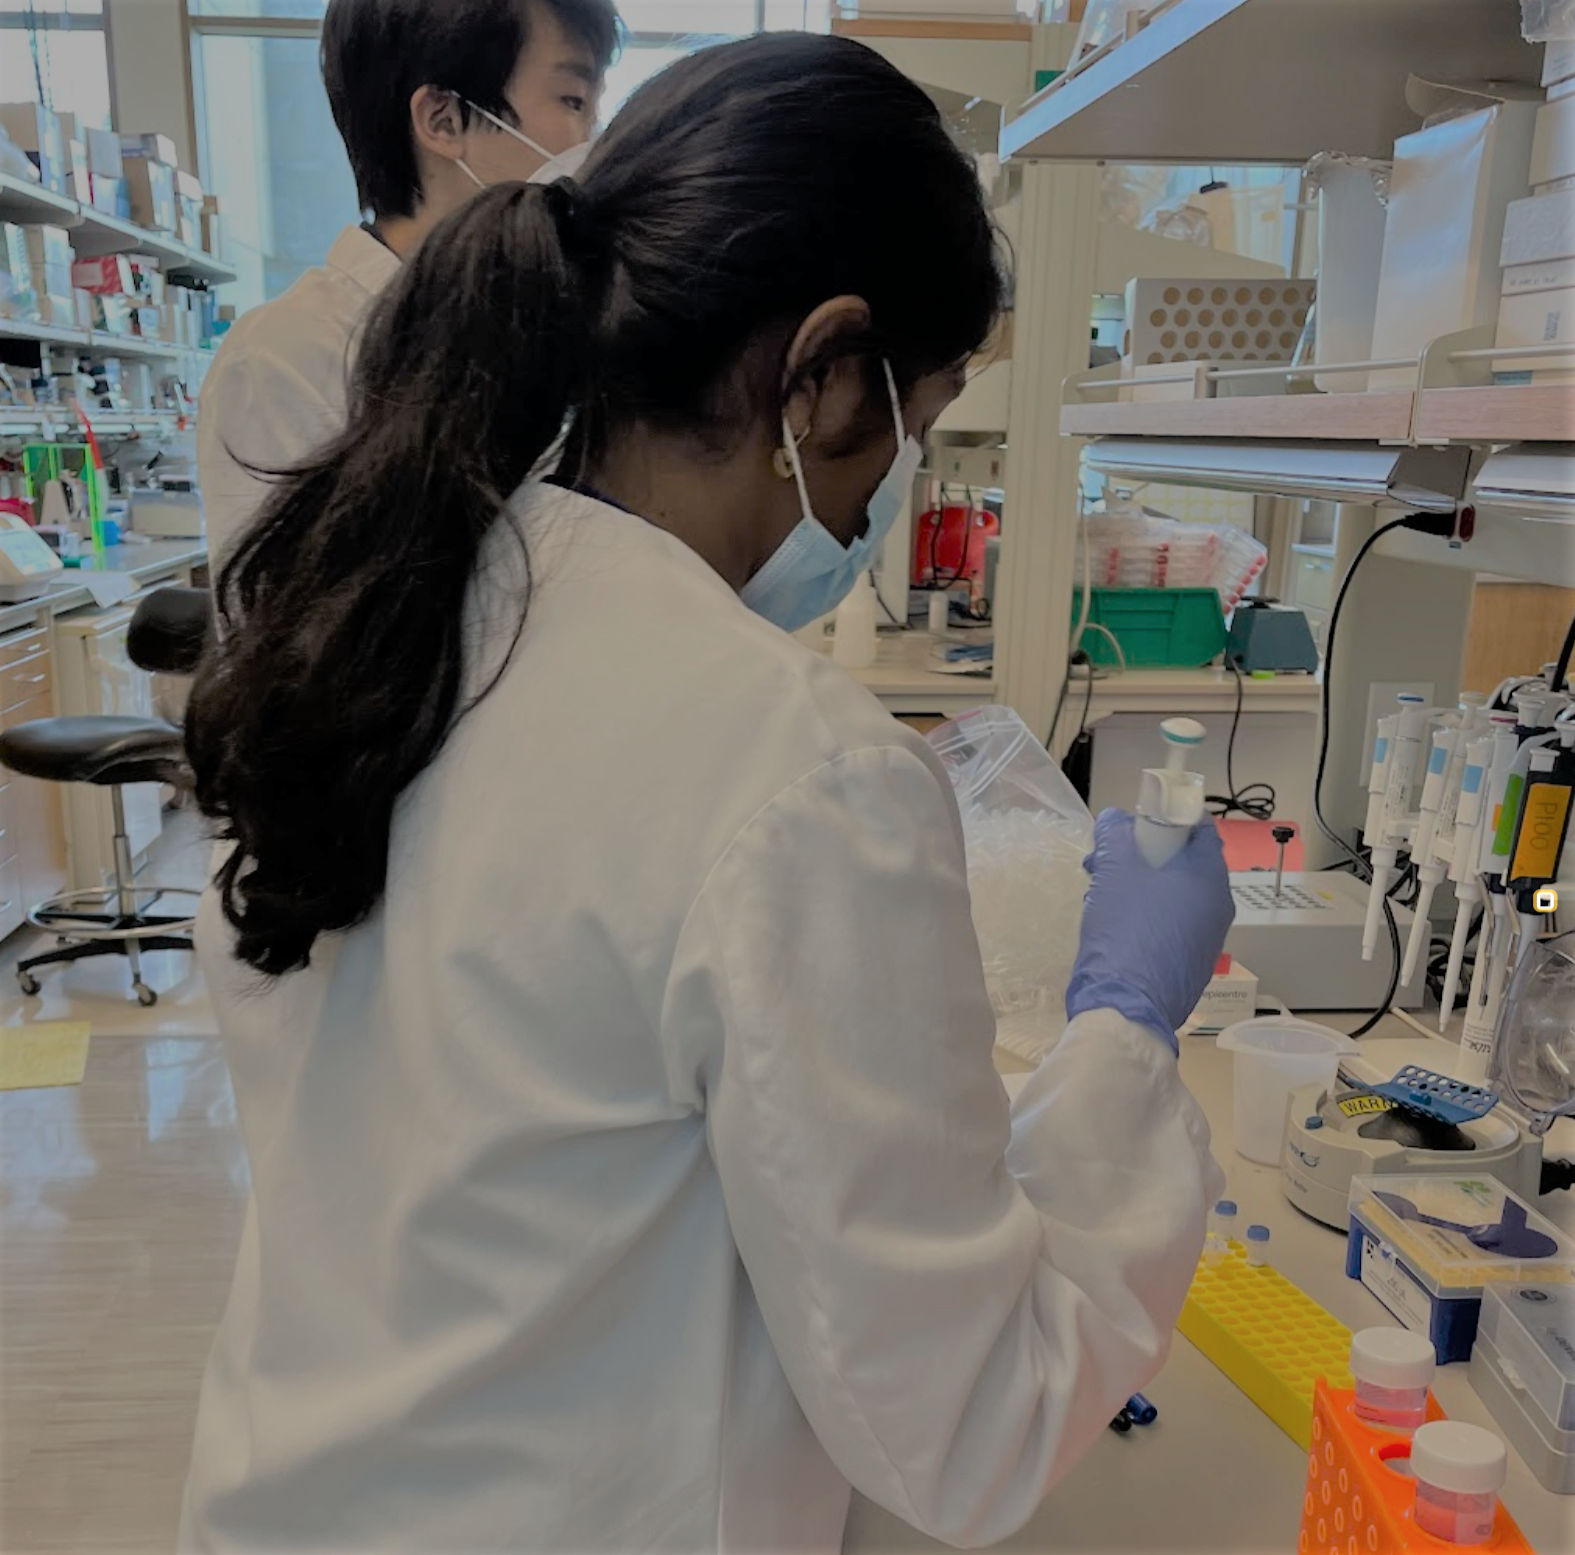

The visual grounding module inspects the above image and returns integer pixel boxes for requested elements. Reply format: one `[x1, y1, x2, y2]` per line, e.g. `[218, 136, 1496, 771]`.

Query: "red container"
[911, 503, 999, 589]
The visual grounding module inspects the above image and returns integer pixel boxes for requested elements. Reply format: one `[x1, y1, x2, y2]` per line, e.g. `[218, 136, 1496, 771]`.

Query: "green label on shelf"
[1034, 69, 1063, 91]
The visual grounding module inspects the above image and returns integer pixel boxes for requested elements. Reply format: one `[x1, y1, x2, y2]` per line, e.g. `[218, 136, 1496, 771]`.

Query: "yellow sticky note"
[0, 1023, 91, 1091]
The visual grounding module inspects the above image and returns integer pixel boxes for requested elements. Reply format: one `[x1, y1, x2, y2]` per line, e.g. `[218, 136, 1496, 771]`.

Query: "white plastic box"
[1369, 89, 1539, 390]
[1468, 1283, 1575, 1494]
[1500, 189, 1575, 293]
[1123, 278, 1312, 371]
[1494, 287, 1575, 377]
[1532, 95, 1575, 191]
[1345, 1175, 1575, 1363]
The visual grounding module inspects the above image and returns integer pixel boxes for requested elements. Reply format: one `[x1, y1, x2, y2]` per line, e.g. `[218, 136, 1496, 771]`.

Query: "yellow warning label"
[1336, 1094, 1393, 1118]
[1509, 782, 1571, 884]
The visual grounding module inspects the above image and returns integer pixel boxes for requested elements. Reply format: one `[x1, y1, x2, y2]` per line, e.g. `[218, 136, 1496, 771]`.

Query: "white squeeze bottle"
[832, 572, 879, 670]
[1135, 718, 1208, 868]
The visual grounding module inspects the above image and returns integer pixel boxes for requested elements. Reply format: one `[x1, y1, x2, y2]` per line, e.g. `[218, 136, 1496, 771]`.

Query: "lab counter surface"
[844, 1020, 1575, 1555]
[0, 540, 209, 637]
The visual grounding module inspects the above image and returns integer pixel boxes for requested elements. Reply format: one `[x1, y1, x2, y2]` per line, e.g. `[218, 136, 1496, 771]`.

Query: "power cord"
[1206, 659, 1277, 820]
[1312, 514, 1421, 1037]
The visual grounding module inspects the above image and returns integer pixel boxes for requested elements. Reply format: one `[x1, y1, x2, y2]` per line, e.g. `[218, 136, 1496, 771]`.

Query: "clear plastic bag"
[928, 708, 1095, 1062]
[1521, 0, 1575, 41]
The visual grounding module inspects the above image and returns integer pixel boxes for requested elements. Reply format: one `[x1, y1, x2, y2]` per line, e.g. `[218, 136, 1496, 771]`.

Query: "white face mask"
[457, 100, 592, 189]
[740, 360, 924, 634]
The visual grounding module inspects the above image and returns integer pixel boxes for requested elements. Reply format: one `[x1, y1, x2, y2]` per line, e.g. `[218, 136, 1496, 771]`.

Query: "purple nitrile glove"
[1066, 809, 1235, 1054]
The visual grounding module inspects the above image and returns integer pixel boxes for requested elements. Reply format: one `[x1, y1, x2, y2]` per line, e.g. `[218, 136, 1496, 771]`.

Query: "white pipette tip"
[1401, 881, 1437, 984]
[1362, 855, 1392, 961]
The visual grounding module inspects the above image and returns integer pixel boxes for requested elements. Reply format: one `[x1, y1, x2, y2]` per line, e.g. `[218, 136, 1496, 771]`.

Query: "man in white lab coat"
[198, 0, 618, 564]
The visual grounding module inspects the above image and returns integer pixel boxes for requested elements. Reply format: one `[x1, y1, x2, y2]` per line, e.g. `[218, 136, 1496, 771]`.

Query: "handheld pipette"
[1362, 694, 1429, 962]
[1459, 718, 1527, 1077]
[1135, 718, 1207, 868]
[1439, 727, 1498, 1029]
[1401, 718, 1463, 985]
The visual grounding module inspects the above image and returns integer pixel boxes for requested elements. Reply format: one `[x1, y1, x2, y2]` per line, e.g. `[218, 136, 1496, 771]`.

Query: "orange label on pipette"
[1509, 781, 1571, 884]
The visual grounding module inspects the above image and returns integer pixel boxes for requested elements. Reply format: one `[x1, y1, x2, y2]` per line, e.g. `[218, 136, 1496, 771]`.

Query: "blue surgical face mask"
[457, 100, 593, 189]
[741, 359, 923, 633]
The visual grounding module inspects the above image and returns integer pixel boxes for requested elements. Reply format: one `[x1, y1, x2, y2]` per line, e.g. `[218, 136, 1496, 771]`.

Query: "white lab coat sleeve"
[197, 340, 343, 569]
[667, 743, 1223, 1549]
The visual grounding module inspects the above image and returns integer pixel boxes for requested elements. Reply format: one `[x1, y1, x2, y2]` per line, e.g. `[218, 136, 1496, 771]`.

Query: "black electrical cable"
[1206, 659, 1277, 820]
[1552, 604, 1575, 694]
[1313, 515, 1416, 1037]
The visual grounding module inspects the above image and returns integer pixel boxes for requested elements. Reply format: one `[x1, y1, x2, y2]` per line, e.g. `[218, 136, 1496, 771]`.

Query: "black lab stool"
[0, 588, 211, 1007]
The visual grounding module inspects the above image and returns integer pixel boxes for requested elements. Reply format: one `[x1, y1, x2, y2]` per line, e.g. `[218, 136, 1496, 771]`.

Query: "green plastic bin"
[1071, 587, 1227, 668]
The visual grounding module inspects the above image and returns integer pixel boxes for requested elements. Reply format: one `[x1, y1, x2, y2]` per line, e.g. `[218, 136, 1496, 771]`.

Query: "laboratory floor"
[0, 808, 241, 1554]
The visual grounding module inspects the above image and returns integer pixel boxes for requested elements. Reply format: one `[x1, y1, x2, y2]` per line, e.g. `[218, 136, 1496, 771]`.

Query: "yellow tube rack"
[1178, 1243, 1353, 1451]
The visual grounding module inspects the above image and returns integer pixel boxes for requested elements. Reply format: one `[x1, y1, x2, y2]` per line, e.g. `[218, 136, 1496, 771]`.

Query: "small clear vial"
[1410, 1422, 1507, 1546]
[1204, 1199, 1238, 1264]
[1244, 1224, 1270, 1267]
[1350, 1328, 1435, 1434]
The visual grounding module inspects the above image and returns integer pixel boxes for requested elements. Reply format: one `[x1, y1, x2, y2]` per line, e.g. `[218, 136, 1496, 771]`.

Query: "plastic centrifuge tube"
[1410, 1422, 1507, 1546]
[1244, 1224, 1270, 1268]
[1349, 1327, 1435, 1434]
[1204, 1198, 1238, 1264]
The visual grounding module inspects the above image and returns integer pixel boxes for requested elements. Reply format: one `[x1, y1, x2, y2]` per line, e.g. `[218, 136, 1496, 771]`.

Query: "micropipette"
[1362, 694, 1429, 962]
[1438, 727, 1498, 1030]
[1460, 719, 1530, 1078]
[1401, 717, 1464, 985]
[1135, 717, 1207, 868]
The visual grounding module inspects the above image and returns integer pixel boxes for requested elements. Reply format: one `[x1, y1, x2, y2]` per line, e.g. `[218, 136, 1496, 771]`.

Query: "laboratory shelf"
[0, 171, 81, 227]
[68, 208, 237, 286]
[0, 317, 91, 350]
[0, 316, 212, 364]
[1078, 437, 1472, 511]
[999, 0, 1541, 165]
[1415, 384, 1575, 446]
[1060, 390, 1416, 443]
[0, 407, 184, 439]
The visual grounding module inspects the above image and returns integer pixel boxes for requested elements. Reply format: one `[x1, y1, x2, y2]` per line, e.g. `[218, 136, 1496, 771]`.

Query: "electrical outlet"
[1361, 681, 1436, 779]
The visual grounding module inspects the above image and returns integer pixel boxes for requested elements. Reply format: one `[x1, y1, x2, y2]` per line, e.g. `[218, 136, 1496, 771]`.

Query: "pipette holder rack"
[1178, 1243, 1352, 1450]
[1345, 1066, 1500, 1128]
[1299, 1381, 1531, 1555]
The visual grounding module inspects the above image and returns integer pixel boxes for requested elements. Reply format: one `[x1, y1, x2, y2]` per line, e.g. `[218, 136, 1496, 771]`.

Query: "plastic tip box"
[1469, 1283, 1575, 1494]
[1346, 1175, 1575, 1364]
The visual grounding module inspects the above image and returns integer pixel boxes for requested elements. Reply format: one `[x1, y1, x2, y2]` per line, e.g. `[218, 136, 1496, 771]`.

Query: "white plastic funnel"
[1216, 1017, 1359, 1165]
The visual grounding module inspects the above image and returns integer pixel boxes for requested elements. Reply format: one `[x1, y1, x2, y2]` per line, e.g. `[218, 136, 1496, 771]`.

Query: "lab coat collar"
[324, 224, 401, 298]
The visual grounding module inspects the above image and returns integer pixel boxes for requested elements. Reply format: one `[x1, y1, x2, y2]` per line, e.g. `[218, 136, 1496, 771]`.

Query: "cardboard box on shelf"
[133, 304, 166, 340]
[88, 173, 130, 219]
[1494, 286, 1575, 373]
[1532, 94, 1575, 190]
[120, 133, 178, 168]
[38, 293, 76, 328]
[201, 207, 223, 259]
[1504, 256, 1575, 293]
[1369, 83, 1538, 390]
[1500, 188, 1575, 267]
[1545, 37, 1575, 89]
[72, 255, 138, 295]
[22, 225, 74, 275]
[83, 127, 122, 178]
[175, 170, 203, 249]
[124, 158, 177, 233]
[1117, 357, 1212, 403]
[0, 103, 66, 194]
[65, 140, 90, 204]
[73, 289, 94, 331]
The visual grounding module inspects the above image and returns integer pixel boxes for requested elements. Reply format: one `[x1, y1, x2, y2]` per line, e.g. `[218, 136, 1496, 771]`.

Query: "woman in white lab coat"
[181, 32, 1232, 1554]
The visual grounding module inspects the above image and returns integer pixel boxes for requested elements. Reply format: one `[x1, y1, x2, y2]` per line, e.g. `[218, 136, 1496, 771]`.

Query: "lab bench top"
[0, 541, 209, 639]
[1083, 664, 1322, 717]
[845, 1018, 1575, 1555]
[812, 629, 997, 715]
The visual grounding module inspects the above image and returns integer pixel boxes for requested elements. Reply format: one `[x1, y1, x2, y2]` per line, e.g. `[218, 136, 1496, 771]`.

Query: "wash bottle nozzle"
[1135, 717, 1207, 869]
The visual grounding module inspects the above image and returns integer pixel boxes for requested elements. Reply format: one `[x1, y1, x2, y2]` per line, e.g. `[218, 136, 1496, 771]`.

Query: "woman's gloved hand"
[1065, 809, 1235, 1054]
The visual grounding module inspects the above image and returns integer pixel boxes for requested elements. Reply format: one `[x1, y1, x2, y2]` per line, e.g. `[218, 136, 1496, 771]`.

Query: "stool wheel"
[134, 982, 158, 1008]
[17, 969, 39, 996]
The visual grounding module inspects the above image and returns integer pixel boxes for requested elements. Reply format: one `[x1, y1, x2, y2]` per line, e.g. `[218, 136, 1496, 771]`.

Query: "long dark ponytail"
[190, 32, 1005, 976]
